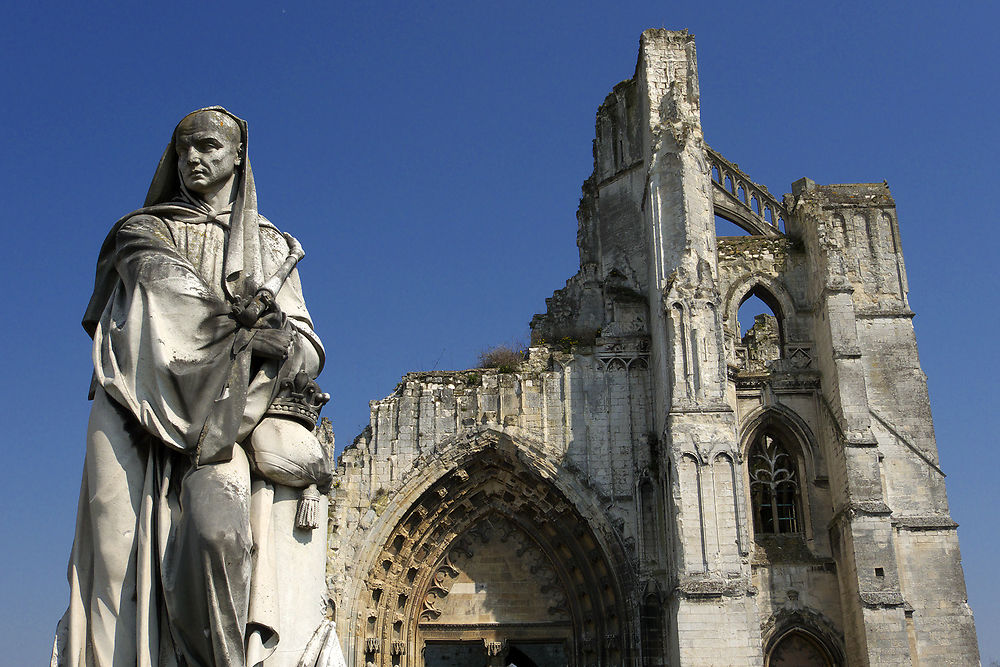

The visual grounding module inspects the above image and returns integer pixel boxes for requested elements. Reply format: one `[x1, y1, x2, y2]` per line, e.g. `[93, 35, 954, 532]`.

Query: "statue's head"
[173, 109, 243, 200]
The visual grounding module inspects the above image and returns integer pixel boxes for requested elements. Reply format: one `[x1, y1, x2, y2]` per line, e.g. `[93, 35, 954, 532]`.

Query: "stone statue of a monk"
[52, 108, 347, 667]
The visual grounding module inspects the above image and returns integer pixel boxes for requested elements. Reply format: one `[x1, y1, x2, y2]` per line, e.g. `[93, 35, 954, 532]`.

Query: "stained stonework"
[324, 29, 979, 666]
[425, 515, 571, 625]
[741, 314, 781, 373]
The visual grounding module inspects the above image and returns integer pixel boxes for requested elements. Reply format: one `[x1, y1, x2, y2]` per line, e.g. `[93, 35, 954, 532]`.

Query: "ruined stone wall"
[327, 347, 658, 666]
[337, 349, 654, 505]
[714, 220, 849, 663]
[787, 180, 979, 665]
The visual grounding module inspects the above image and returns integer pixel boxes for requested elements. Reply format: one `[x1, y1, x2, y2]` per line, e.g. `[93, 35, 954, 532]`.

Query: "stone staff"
[232, 232, 307, 327]
[235, 231, 333, 530]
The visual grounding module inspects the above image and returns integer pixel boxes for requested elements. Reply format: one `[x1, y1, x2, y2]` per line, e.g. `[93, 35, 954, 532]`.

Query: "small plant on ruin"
[532, 328, 598, 351]
[556, 336, 580, 353]
[477, 343, 528, 374]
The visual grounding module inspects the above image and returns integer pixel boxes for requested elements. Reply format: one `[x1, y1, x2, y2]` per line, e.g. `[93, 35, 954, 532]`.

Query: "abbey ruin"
[322, 30, 980, 666]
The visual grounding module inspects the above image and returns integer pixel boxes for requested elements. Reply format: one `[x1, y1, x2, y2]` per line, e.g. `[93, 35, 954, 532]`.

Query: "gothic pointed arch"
[347, 433, 636, 666]
[723, 275, 795, 345]
[766, 629, 837, 666]
[740, 406, 818, 542]
[762, 609, 845, 667]
[739, 404, 820, 478]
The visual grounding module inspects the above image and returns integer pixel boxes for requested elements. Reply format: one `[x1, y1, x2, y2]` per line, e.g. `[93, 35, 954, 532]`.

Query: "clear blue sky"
[3, 2, 998, 663]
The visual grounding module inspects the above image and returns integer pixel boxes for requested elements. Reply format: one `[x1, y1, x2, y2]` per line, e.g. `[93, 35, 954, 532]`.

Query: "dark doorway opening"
[424, 641, 483, 667]
[505, 642, 565, 667]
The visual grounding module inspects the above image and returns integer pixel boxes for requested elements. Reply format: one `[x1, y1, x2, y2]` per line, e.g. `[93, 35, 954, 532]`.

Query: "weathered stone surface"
[54, 108, 342, 667]
[325, 29, 979, 666]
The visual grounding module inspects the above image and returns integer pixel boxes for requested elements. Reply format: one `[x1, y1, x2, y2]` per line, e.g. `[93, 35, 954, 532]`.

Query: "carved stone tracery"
[708, 145, 788, 237]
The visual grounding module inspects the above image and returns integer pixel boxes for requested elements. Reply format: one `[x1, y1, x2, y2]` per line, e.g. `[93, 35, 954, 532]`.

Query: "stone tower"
[325, 30, 979, 666]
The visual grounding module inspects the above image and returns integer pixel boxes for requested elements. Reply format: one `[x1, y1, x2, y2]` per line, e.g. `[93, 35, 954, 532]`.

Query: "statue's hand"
[252, 327, 294, 359]
[232, 290, 287, 328]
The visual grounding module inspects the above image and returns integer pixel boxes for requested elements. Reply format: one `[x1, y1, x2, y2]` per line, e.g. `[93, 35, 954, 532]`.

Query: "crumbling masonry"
[323, 30, 980, 666]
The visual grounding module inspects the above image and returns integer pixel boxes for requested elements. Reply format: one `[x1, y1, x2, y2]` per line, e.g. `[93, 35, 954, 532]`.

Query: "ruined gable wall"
[328, 346, 660, 665]
[531, 77, 649, 346]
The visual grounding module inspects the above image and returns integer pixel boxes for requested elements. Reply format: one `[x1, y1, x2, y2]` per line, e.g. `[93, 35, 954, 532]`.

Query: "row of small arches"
[711, 163, 785, 232]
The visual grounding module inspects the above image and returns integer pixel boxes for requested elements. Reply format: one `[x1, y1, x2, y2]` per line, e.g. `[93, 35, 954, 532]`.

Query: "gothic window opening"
[749, 433, 799, 535]
[639, 477, 662, 566]
[736, 288, 783, 372]
[640, 594, 666, 666]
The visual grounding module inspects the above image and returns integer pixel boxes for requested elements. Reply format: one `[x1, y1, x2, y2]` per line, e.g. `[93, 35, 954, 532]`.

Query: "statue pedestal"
[265, 488, 345, 667]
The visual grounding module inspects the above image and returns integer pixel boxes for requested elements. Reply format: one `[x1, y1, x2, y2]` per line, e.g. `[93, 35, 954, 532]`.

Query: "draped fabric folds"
[53, 108, 327, 667]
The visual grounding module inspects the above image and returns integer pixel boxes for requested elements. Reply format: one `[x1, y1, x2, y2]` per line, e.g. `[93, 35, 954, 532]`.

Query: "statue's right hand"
[251, 327, 294, 359]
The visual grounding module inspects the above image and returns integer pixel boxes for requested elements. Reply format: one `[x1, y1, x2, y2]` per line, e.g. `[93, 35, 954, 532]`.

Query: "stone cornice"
[829, 501, 893, 530]
[859, 591, 905, 608]
[674, 576, 751, 599]
[854, 309, 915, 320]
[891, 516, 959, 531]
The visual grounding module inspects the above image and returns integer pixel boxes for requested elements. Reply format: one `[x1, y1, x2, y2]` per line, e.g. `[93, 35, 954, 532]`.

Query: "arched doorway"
[424, 640, 563, 667]
[766, 629, 836, 667]
[418, 513, 572, 666]
[355, 444, 630, 666]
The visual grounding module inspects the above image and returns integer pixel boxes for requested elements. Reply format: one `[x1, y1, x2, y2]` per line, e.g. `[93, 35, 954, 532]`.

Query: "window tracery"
[748, 433, 799, 534]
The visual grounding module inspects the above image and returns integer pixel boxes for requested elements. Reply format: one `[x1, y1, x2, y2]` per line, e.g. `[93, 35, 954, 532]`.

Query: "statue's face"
[174, 111, 242, 196]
